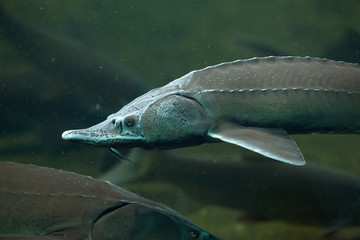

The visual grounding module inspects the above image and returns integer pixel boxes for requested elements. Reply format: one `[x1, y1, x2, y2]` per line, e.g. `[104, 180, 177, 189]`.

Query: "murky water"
[1, 1, 360, 239]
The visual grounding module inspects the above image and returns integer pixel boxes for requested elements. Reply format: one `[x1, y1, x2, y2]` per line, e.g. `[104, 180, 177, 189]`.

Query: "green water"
[1, 1, 360, 239]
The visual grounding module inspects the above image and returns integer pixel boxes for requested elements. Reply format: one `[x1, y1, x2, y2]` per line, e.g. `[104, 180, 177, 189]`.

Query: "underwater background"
[1, 0, 360, 239]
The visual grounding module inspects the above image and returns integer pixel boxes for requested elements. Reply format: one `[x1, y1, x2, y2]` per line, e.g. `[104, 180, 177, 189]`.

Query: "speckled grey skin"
[62, 56, 360, 165]
[0, 161, 222, 240]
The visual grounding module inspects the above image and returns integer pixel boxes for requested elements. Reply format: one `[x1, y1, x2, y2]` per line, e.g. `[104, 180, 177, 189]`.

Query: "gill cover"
[141, 95, 210, 148]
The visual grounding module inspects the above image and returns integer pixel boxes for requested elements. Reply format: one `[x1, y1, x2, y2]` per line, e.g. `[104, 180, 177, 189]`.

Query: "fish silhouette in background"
[323, 29, 360, 63]
[0, 161, 222, 240]
[0, 5, 151, 112]
[100, 149, 360, 236]
[237, 30, 360, 62]
[0, 5, 151, 157]
[236, 35, 286, 57]
[63, 56, 360, 165]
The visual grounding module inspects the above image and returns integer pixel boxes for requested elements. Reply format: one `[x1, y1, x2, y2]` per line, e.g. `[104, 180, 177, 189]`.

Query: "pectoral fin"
[109, 147, 131, 162]
[208, 122, 305, 165]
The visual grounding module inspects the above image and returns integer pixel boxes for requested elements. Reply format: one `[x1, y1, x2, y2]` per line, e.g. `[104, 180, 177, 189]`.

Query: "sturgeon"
[62, 56, 360, 165]
[101, 150, 360, 235]
[0, 161, 221, 240]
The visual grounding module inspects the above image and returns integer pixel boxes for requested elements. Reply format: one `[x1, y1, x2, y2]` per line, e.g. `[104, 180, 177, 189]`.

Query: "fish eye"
[111, 119, 116, 125]
[124, 115, 136, 127]
[190, 230, 199, 238]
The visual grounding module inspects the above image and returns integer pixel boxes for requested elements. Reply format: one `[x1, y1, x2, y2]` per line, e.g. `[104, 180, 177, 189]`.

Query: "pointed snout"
[62, 130, 74, 140]
[61, 129, 88, 141]
[61, 119, 119, 146]
[62, 119, 145, 148]
[61, 127, 116, 146]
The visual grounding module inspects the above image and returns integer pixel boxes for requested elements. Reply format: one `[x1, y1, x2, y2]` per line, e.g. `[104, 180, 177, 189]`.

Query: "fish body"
[101, 150, 360, 234]
[180, 57, 359, 133]
[0, 161, 221, 240]
[62, 57, 360, 165]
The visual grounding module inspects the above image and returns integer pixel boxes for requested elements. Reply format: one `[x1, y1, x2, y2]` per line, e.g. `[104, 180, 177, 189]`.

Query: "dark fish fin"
[0, 231, 84, 240]
[321, 196, 360, 237]
[109, 147, 131, 162]
[321, 220, 348, 237]
[208, 122, 305, 165]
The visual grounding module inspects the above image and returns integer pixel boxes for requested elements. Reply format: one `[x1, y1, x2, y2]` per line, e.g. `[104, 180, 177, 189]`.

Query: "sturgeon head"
[91, 203, 223, 240]
[62, 84, 211, 157]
